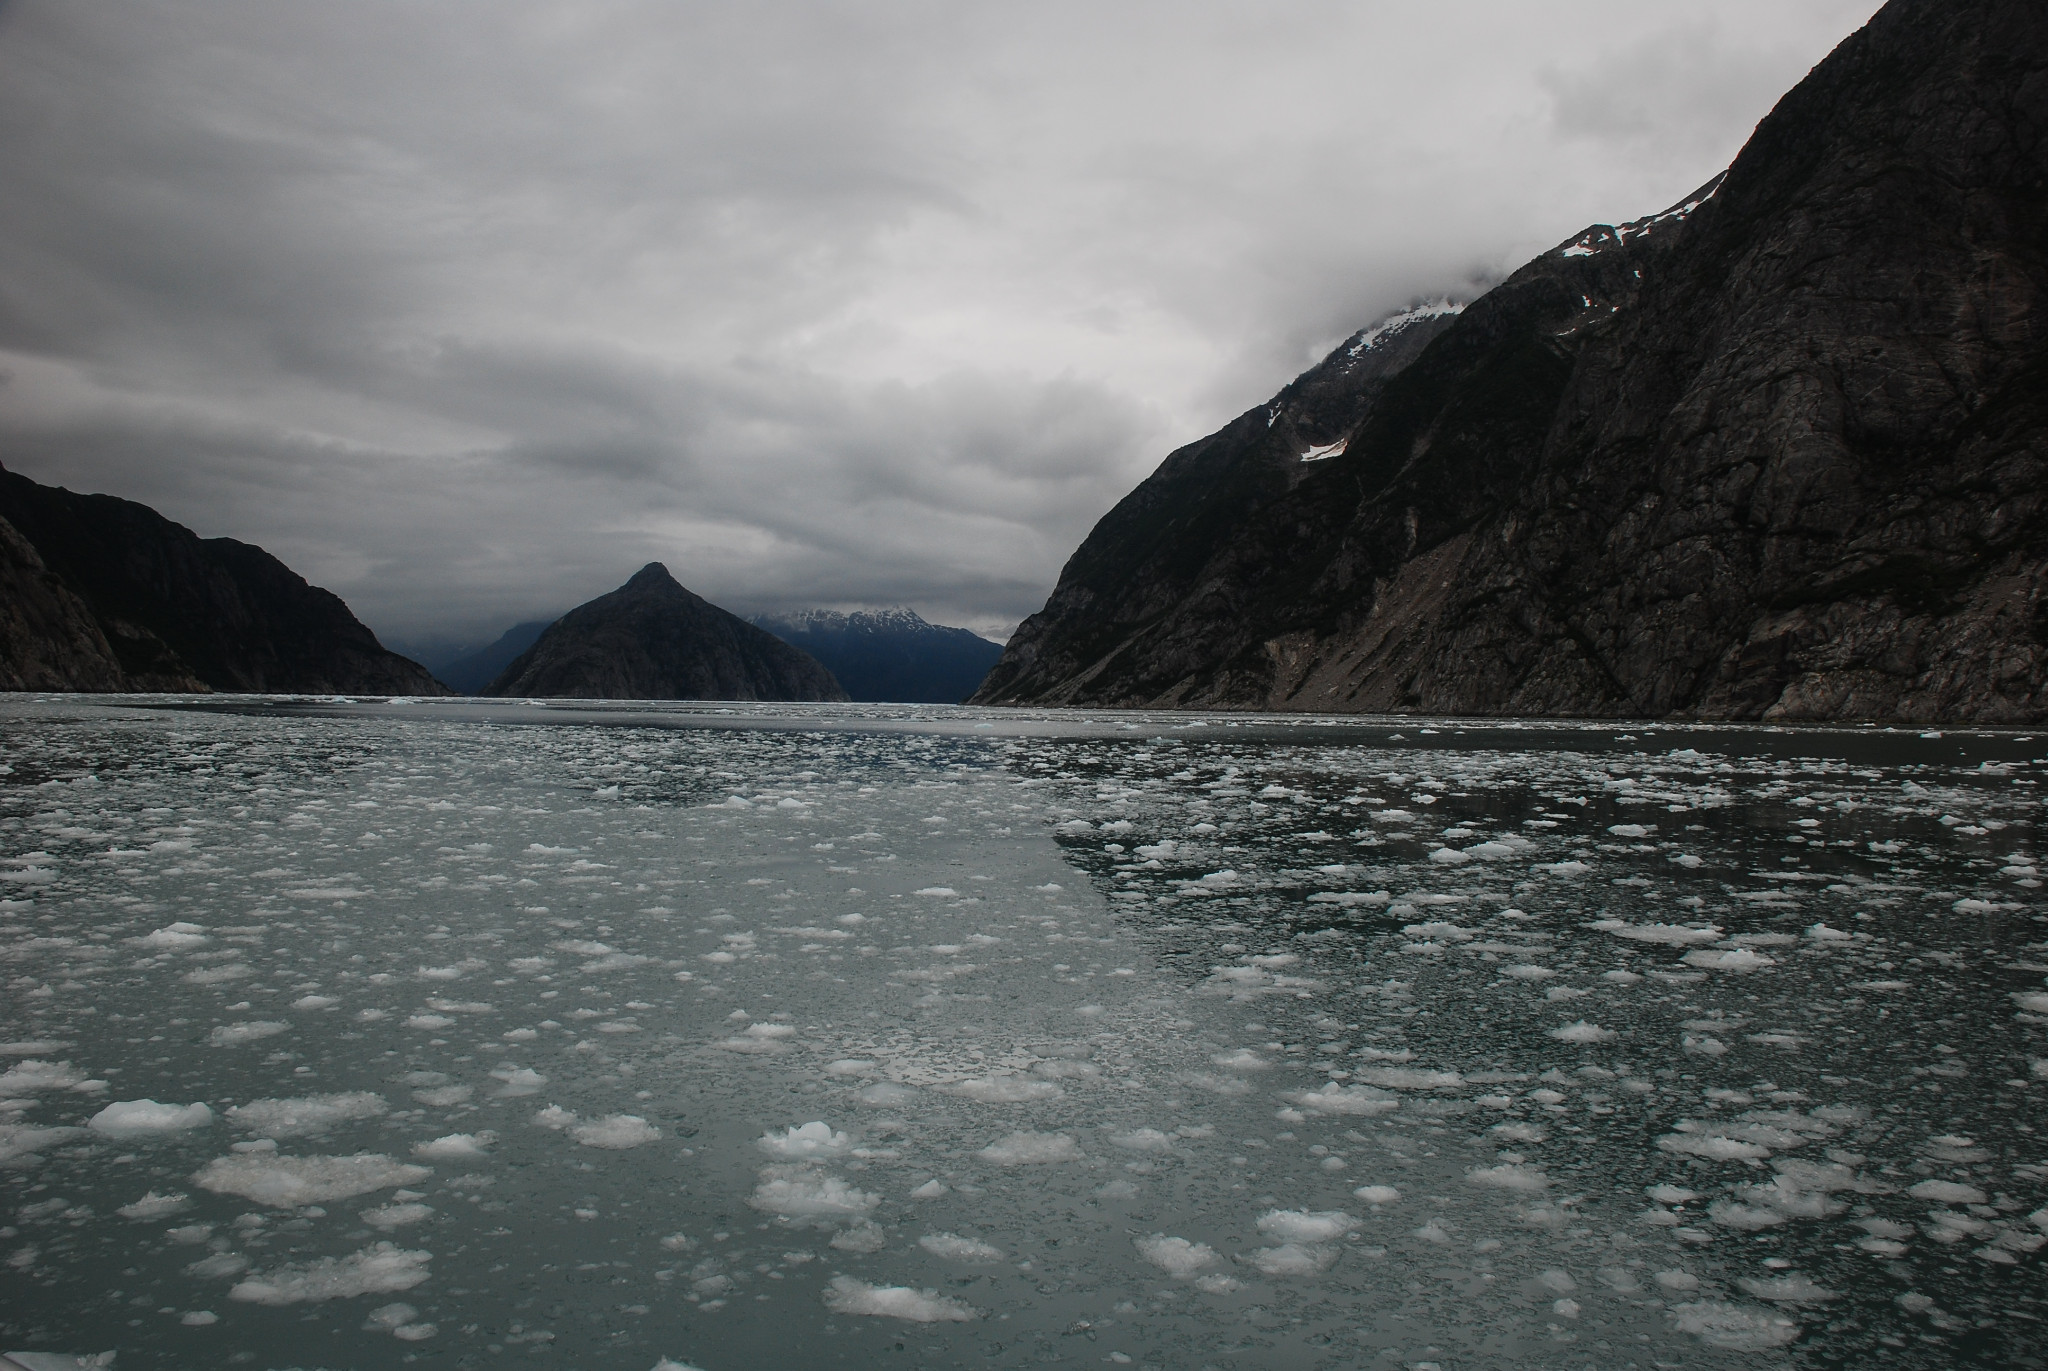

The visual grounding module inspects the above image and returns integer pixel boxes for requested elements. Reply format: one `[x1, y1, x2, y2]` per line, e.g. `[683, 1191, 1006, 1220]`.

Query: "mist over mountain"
[977, 0, 2048, 724]
[751, 608, 1004, 704]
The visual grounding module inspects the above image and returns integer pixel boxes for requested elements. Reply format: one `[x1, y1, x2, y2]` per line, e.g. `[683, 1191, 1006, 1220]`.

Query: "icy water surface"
[1, 696, 2044, 1370]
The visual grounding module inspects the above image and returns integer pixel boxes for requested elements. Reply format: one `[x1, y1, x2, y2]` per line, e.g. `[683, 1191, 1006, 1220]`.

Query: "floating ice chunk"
[228, 1092, 387, 1137]
[830, 1222, 886, 1253]
[1683, 947, 1776, 971]
[1739, 1273, 1838, 1303]
[1176, 1071, 1252, 1096]
[1352, 1066, 1463, 1091]
[193, 1153, 430, 1206]
[0, 1059, 83, 1092]
[1602, 969, 1643, 984]
[913, 887, 958, 898]
[976, 1131, 1081, 1164]
[1548, 1021, 1616, 1044]
[228, 1242, 431, 1305]
[751, 1170, 880, 1218]
[1709, 1201, 1787, 1230]
[1670, 854, 1704, 868]
[1468, 1164, 1551, 1192]
[1210, 1050, 1270, 1071]
[945, 1077, 1062, 1103]
[571, 1115, 659, 1149]
[1252, 1242, 1338, 1275]
[2012, 992, 2048, 1014]
[208, 1022, 287, 1047]
[1536, 861, 1591, 877]
[1257, 1210, 1359, 1242]
[116, 1190, 191, 1219]
[1401, 922, 1473, 942]
[0, 1123, 84, 1163]
[824, 1275, 977, 1322]
[360, 1202, 434, 1230]
[137, 923, 210, 949]
[651, 1360, 708, 1371]
[1136, 1234, 1220, 1276]
[919, 1231, 1002, 1261]
[855, 1082, 920, 1107]
[1668, 1300, 1799, 1349]
[1909, 1179, 1987, 1205]
[413, 1132, 492, 1159]
[1806, 923, 1853, 942]
[908, 1179, 947, 1198]
[490, 1067, 546, 1097]
[1608, 924, 1722, 946]
[1306, 891, 1390, 906]
[406, 1014, 456, 1030]
[1657, 1133, 1770, 1162]
[1428, 848, 1471, 865]
[1503, 964, 1555, 980]
[759, 1122, 852, 1159]
[1283, 1083, 1398, 1116]
[1647, 1184, 1700, 1204]
[1110, 1128, 1177, 1152]
[88, 1100, 213, 1139]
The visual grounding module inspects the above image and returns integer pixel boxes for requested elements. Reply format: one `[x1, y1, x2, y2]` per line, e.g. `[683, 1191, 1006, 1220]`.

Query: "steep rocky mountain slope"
[975, 0, 2048, 722]
[751, 607, 1003, 703]
[0, 461, 445, 694]
[426, 620, 553, 694]
[484, 563, 847, 701]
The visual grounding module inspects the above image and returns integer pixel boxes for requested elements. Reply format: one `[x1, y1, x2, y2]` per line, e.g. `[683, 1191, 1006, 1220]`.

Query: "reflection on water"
[0, 696, 2042, 1369]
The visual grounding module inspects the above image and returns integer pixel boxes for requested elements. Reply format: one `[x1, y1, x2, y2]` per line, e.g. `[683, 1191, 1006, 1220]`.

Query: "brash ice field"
[0, 698, 2044, 1369]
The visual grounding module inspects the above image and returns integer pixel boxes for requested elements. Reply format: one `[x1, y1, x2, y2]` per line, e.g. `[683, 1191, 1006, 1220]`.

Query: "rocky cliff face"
[484, 564, 848, 701]
[751, 607, 1003, 703]
[0, 461, 445, 695]
[976, 0, 2048, 723]
[0, 513, 137, 692]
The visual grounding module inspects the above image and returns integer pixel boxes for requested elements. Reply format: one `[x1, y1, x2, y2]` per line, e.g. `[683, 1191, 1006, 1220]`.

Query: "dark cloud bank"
[0, 0, 1879, 649]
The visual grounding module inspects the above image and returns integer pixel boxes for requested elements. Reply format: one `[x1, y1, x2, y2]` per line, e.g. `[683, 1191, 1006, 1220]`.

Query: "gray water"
[0, 696, 2043, 1370]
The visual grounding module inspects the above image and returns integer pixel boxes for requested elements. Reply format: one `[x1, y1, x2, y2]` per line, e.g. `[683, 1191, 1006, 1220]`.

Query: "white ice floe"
[1548, 1021, 1617, 1044]
[361, 1201, 435, 1230]
[193, 1153, 431, 1206]
[1354, 1185, 1400, 1205]
[1109, 1128, 1177, 1152]
[1256, 1210, 1359, 1242]
[207, 1022, 287, 1047]
[824, 1275, 977, 1322]
[750, 1169, 880, 1218]
[855, 1082, 920, 1107]
[87, 1100, 213, 1139]
[1738, 1273, 1838, 1303]
[1668, 1300, 1799, 1349]
[1283, 1083, 1399, 1116]
[919, 1231, 1003, 1261]
[1136, 1234, 1220, 1276]
[1467, 1164, 1551, 1192]
[490, 1067, 546, 1096]
[0, 1059, 86, 1092]
[1252, 1243, 1339, 1275]
[0, 1122, 84, 1164]
[1682, 947, 1777, 971]
[1656, 1133, 1771, 1163]
[227, 1092, 387, 1137]
[1352, 1066, 1463, 1091]
[115, 1190, 192, 1219]
[1600, 923, 1723, 946]
[1908, 1179, 1987, 1205]
[975, 1131, 1081, 1164]
[945, 1077, 1062, 1103]
[413, 1132, 492, 1158]
[228, 1242, 431, 1305]
[570, 1115, 659, 1149]
[758, 1122, 852, 1159]
[137, 923, 211, 949]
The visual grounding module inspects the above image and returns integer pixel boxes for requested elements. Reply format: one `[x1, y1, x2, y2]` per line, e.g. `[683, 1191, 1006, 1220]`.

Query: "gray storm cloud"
[0, 0, 1880, 646]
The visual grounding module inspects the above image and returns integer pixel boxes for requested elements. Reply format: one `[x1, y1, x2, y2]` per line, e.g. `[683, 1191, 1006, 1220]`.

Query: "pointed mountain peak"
[625, 562, 680, 591]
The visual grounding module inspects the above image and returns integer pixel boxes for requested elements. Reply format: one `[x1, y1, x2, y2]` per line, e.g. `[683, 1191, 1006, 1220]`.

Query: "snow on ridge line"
[1345, 299, 1466, 358]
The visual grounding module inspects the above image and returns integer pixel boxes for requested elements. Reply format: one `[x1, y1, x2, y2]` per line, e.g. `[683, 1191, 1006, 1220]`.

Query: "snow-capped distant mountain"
[751, 607, 1003, 704]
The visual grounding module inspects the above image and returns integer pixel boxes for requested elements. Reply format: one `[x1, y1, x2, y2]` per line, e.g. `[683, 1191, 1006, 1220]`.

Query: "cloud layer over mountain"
[0, 0, 1878, 644]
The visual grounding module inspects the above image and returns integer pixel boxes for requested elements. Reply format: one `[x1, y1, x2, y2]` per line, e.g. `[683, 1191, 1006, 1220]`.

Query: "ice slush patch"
[919, 1231, 1002, 1261]
[1283, 1083, 1398, 1116]
[1668, 1300, 1799, 1349]
[945, 1077, 1061, 1103]
[208, 1022, 287, 1047]
[1252, 1243, 1338, 1275]
[1256, 1210, 1359, 1242]
[750, 1170, 879, 1218]
[570, 1115, 659, 1149]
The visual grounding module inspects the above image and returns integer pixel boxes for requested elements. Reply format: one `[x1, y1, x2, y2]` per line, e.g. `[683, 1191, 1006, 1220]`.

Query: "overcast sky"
[0, 0, 1881, 649]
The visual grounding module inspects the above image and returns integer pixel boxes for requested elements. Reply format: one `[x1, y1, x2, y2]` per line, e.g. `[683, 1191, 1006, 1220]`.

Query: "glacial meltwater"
[0, 697, 2043, 1370]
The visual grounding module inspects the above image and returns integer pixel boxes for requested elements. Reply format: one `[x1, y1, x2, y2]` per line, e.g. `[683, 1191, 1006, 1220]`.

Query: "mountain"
[750, 608, 1004, 703]
[482, 563, 847, 701]
[975, 0, 2048, 724]
[424, 620, 553, 694]
[0, 461, 446, 695]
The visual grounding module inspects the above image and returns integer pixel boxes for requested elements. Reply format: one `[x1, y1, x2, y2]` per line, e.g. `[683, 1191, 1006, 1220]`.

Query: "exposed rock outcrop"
[484, 564, 847, 701]
[976, 0, 2048, 723]
[0, 513, 140, 692]
[0, 460, 445, 695]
